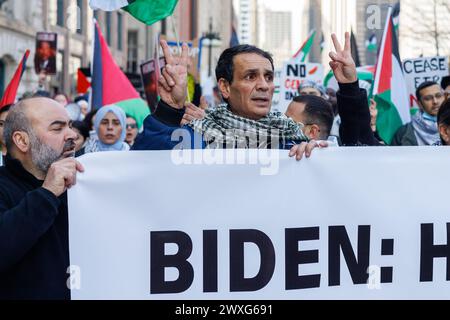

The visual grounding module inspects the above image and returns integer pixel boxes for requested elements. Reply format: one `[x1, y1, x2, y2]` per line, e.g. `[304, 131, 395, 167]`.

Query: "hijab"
[92, 105, 127, 151]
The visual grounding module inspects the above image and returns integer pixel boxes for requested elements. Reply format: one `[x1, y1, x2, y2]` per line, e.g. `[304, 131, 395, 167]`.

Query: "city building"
[259, 9, 292, 68]
[0, 0, 237, 100]
[233, 0, 258, 45]
[0, 0, 44, 97]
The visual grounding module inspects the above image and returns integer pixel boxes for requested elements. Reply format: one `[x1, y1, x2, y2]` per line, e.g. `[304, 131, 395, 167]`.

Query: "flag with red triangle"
[90, 20, 150, 128]
[372, 7, 410, 144]
[0, 50, 30, 108]
[77, 68, 91, 94]
[292, 30, 316, 62]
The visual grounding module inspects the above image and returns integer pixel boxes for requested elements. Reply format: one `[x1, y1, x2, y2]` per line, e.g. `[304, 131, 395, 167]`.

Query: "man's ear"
[218, 78, 231, 100]
[309, 124, 321, 140]
[12, 131, 31, 153]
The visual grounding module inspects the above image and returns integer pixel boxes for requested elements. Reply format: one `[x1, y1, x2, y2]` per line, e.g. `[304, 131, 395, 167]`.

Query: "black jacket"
[390, 122, 418, 146]
[0, 156, 70, 300]
[337, 81, 383, 146]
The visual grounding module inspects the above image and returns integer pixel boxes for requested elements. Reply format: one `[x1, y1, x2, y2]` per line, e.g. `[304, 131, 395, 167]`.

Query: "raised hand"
[158, 40, 189, 109]
[329, 32, 358, 84]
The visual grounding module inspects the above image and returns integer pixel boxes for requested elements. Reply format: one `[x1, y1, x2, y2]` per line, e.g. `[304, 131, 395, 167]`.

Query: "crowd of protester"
[0, 31, 448, 300]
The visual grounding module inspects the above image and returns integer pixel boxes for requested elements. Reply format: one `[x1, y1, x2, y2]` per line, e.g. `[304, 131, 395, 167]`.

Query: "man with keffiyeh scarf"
[133, 41, 332, 159]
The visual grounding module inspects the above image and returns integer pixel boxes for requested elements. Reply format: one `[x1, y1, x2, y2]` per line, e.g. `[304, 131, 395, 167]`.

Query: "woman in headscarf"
[84, 105, 129, 153]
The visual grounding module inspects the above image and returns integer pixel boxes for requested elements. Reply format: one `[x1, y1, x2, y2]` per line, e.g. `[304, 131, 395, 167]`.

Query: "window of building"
[56, 50, 65, 94]
[76, 0, 83, 34]
[117, 13, 123, 50]
[190, 0, 197, 40]
[69, 55, 82, 96]
[105, 12, 112, 45]
[57, 0, 64, 27]
[127, 31, 138, 73]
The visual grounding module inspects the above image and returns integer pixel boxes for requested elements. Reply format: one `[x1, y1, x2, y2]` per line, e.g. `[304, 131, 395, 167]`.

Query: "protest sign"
[69, 148, 450, 300]
[34, 32, 57, 75]
[403, 56, 449, 111]
[278, 60, 324, 113]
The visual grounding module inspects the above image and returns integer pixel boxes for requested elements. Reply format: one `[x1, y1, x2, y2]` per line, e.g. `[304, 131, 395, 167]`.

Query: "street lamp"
[203, 17, 221, 78]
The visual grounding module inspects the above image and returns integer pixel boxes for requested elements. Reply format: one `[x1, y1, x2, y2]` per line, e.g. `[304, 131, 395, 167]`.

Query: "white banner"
[403, 56, 449, 111]
[68, 148, 450, 300]
[277, 61, 324, 113]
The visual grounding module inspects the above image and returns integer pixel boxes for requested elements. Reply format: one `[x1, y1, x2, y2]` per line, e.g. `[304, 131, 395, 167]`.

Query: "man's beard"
[29, 131, 75, 173]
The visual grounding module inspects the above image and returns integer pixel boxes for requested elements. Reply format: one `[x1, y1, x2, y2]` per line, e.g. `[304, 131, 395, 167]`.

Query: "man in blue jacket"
[0, 97, 84, 299]
[133, 41, 327, 160]
[133, 33, 379, 150]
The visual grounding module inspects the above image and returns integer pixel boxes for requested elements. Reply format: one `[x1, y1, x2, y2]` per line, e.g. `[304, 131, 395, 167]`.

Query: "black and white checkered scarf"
[188, 104, 308, 149]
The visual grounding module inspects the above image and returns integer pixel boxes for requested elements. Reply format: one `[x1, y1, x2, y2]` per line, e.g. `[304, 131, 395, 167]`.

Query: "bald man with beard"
[0, 98, 84, 300]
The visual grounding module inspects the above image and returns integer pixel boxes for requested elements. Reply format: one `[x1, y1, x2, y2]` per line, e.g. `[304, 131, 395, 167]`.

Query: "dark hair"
[292, 95, 334, 139]
[215, 45, 274, 84]
[0, 104, 13, 116]
[83, 109, 99, 131]
[441, 76, 450, 90]
[416, 81, 438, 102]
[72, 120, 90, 140]
[33, 90, 51, 98]
[438, 98, 450, 124]
[438, 99, 450, 145]
[125, 114, 137, 122]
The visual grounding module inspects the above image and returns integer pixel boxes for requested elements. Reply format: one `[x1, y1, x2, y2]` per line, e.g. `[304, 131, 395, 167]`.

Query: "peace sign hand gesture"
[158, 40, 190, 109]
[329, 32, 358, 84]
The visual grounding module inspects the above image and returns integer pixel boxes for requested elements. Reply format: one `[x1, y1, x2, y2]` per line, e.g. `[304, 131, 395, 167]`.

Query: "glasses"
[126, 124, 137, 129]
[421, 92, 444, 102]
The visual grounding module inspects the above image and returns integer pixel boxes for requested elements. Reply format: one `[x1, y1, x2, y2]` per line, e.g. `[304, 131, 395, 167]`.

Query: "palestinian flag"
[392, 2, 400, 32]
[366, 34, 377, 53]
[350, 30, 361, 67]
[91, 20, 149, 129]
[77, 68, 91, 94]
[372, 7, 410, 145]
[89, 0, 179, 26]
[293, 30, 316, 62]
[0, 50, 30, 108]
[320, 32, 325, 53]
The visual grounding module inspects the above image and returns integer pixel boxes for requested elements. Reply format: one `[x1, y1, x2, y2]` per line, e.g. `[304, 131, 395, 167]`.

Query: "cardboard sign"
[403, 56, 449, 110]
[278, 60, 324, 113]
[140, 57, 166, 113]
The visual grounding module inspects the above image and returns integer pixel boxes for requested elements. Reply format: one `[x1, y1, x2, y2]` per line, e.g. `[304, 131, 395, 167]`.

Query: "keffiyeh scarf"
[411, 112, 440, 146]
[188, 104, 308, 149]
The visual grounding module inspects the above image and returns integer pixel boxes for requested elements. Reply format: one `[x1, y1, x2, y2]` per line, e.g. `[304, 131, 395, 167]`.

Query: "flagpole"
[169, 15, 191, 103]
